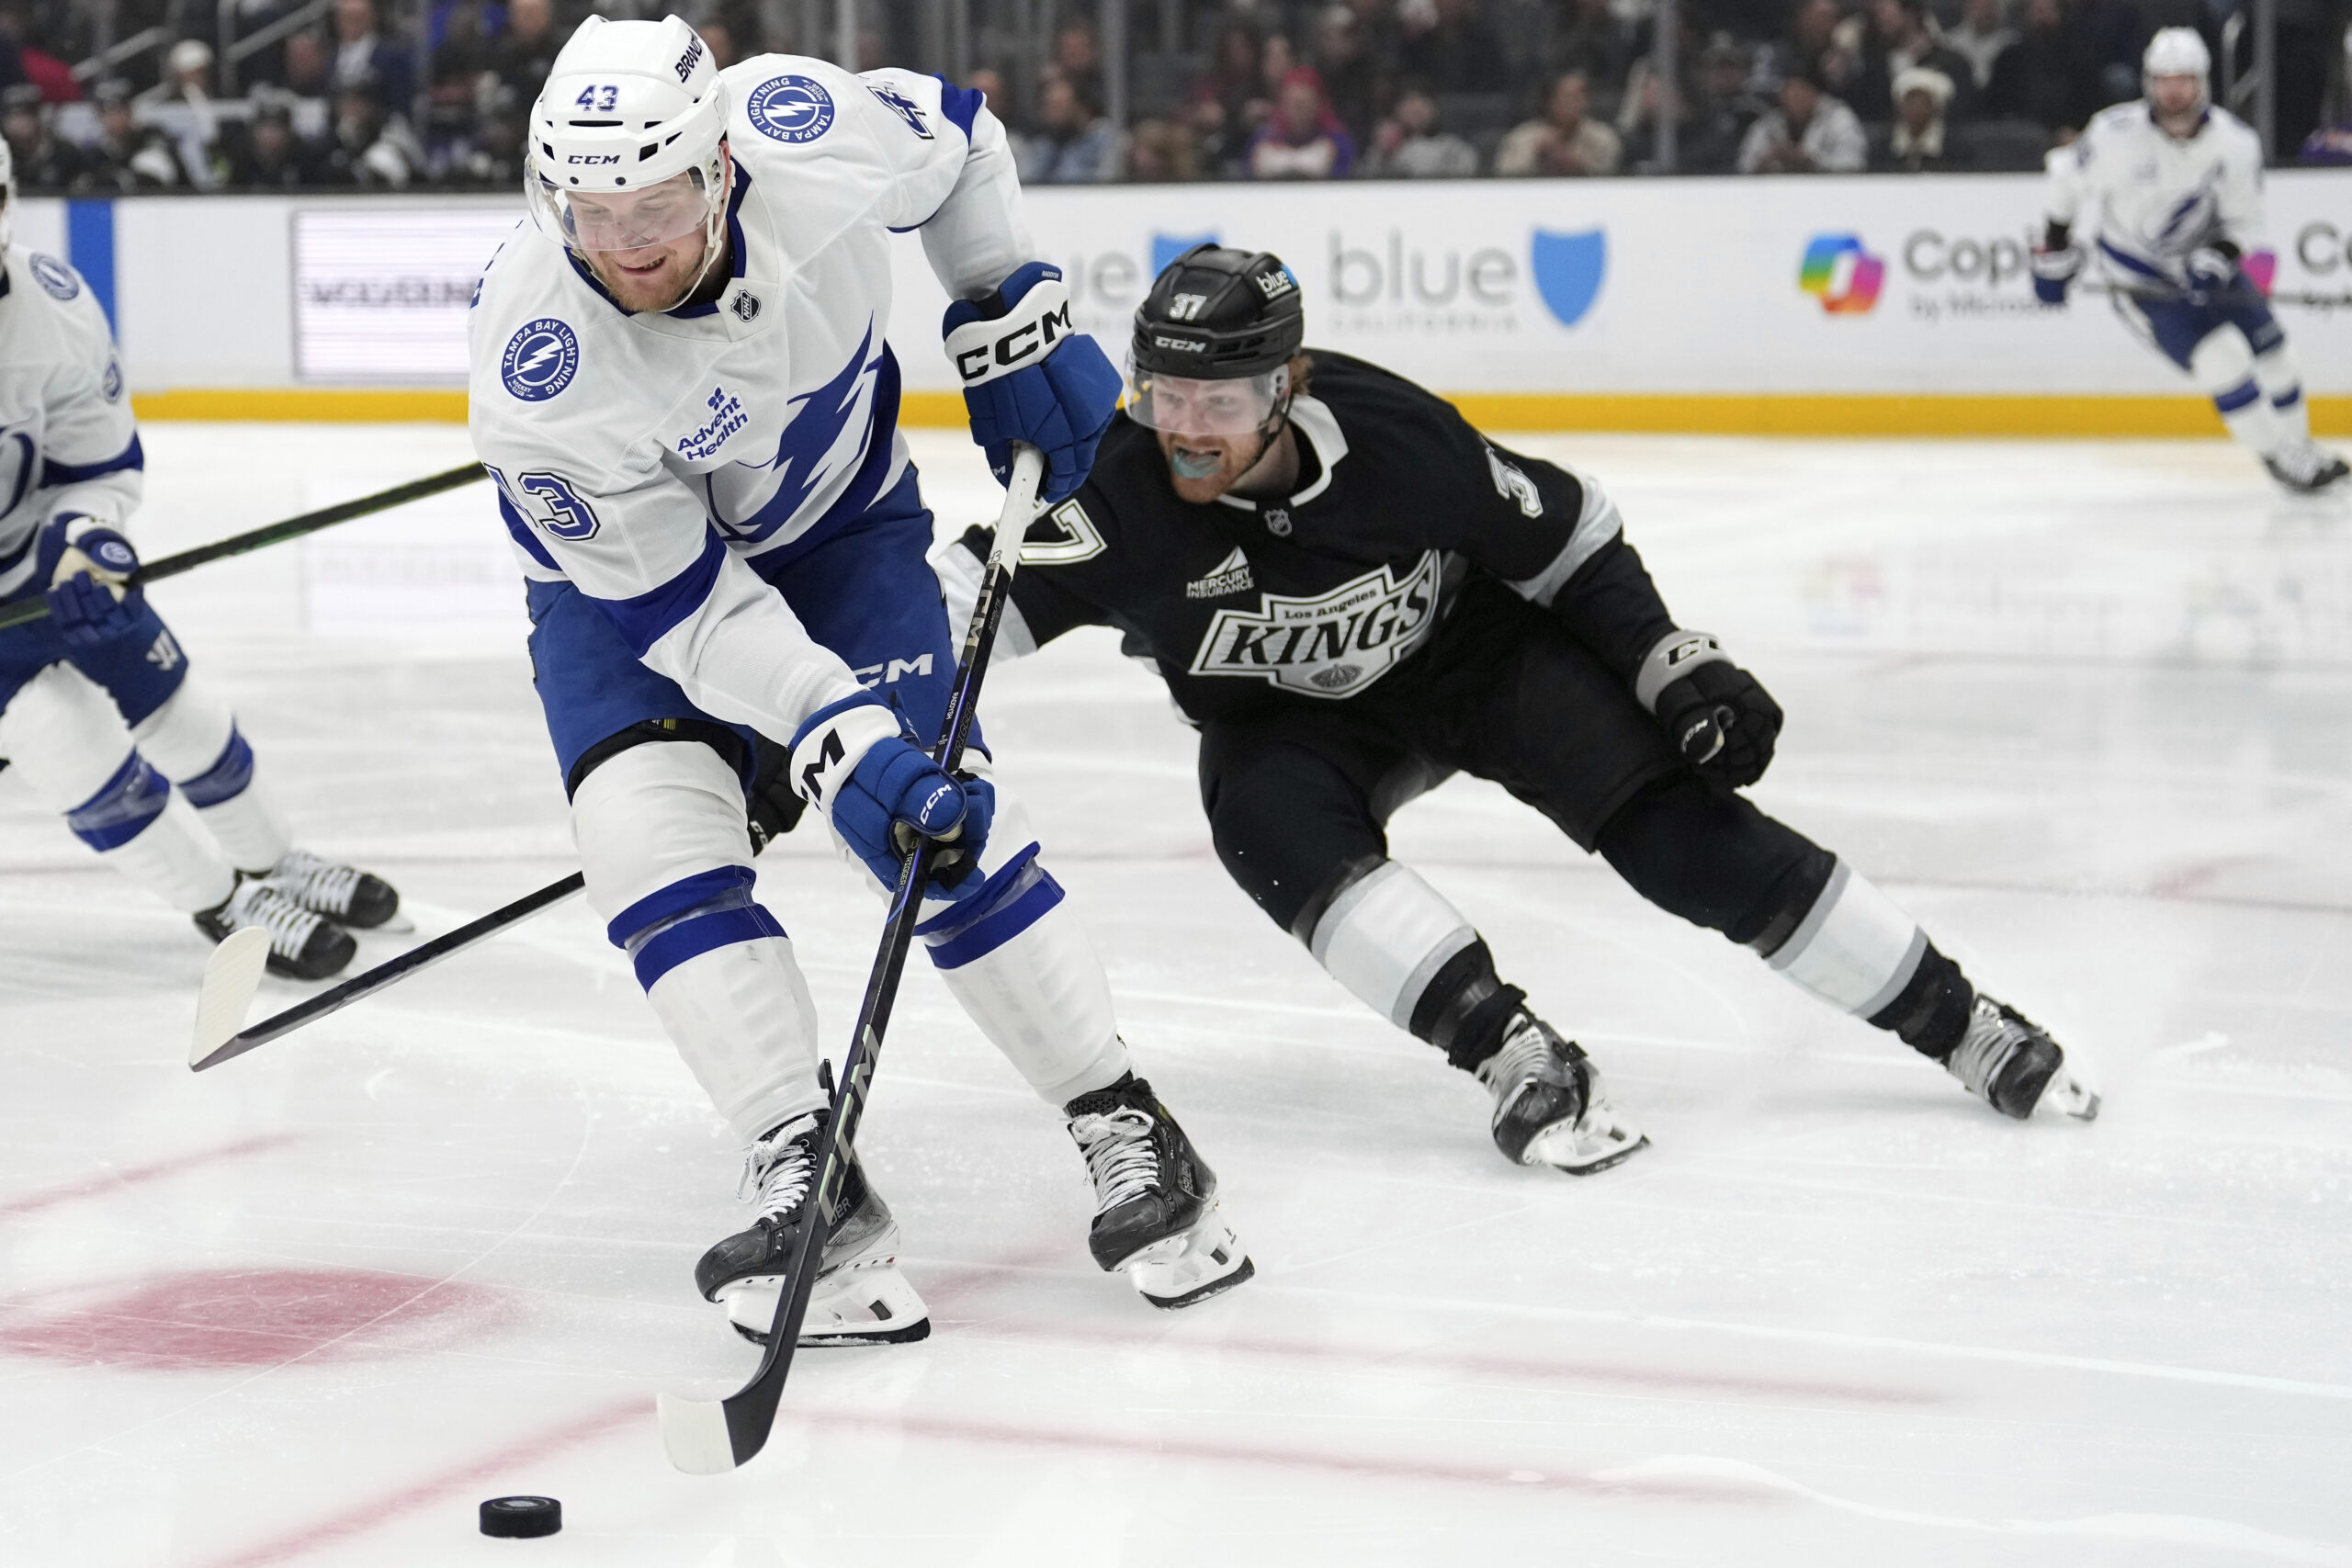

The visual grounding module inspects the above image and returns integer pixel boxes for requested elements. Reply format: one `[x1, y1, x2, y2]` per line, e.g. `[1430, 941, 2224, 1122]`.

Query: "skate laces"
[1069, 1109, 1160, 1214]
[225, 877, 328, 960]
[739, 1119, 819, 1220]
[1944, 997, 2022, 1095]
[1476, 1015, 1560, 1100]
[266, 849, 362, 918]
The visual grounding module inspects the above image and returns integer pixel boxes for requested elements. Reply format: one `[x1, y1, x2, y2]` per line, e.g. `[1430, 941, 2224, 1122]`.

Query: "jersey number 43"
[488, 466, 602, 542]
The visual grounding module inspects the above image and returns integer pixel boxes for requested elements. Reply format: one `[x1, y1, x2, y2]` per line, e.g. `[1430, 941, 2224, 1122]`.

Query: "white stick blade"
[191, 928, 270, 1068]
[657, 1391, 740, 1474]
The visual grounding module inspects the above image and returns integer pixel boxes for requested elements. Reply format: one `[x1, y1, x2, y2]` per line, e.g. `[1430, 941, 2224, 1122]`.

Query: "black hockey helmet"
[1129, 243, 1305, 379]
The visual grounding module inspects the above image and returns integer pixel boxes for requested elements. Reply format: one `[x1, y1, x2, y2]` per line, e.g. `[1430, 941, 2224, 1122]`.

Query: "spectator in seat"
[1051, 20, 1104, 117]
[1125, 115, 1199, 180]
[0, 5, 75, 102]
[1614, 53, 1694, 172]
[1680, 35, 1762, 172]
[333, 0, 414, 118]
[1781, 0, 1846, 89]
[1395, 0, 1515, 96]
[1362, 85, 1480, 175]
[1544, 0, 1640, 119]
[1017, 74, 1116, 183]
[1497, 68, 1623, 175]
[1842, 0, 1979, 119]
[1311, 4, 1384, 144]
[322, 79, 419, 187]
[284, 28, 334, 98]
[221, 88, 332, 188]
[1192, 22, 1270, 155]
[1246, 66, 1356, 177]
[1984, 0, 2092, 131]
[699, 17, 742, 71]
[87, 80, 191, 190]
[1943, 0, 2017, 93]
[1, 82, 82, 188]
[489, 0, 561, 107]
[1737, 65, 1868, 171]
[1873, 63, 1959, 169]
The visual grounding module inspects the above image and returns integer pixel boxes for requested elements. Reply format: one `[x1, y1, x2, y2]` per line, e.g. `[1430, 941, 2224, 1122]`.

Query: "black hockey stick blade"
[0, 463, 488, 632]
[657, 443, 1046, 1475]
[189, 872, 586, 1072]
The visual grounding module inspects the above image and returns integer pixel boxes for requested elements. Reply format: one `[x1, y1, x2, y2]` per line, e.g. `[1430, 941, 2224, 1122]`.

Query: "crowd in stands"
[0, 0, 2343, 191]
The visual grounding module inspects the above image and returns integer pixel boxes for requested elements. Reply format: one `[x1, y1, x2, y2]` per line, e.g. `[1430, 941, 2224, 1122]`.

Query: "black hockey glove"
[745, 734, 807, 855]
[1634, 631, 1783, 789]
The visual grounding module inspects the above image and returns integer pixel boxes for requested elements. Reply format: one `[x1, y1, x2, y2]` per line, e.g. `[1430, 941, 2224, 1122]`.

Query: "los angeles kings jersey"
[966, 352, 1663, 727]
[0, 246, 142, 604]
[2044, 100, 2266, 285]
[469, 56, 1030, 746]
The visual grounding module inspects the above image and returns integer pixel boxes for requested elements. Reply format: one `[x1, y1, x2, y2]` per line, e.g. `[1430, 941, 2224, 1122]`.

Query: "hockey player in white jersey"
[2030, 28, 2347, 494]
[468, 16, 1251, 1348]
[0, 146, 399, 981]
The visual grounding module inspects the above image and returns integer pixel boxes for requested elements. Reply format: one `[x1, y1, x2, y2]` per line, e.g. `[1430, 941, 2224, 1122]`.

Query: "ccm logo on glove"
[945, 271, 1075, 386]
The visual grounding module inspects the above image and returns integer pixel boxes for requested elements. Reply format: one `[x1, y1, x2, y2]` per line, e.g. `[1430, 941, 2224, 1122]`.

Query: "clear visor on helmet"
[1124, 361, 1290, 437]
[529, 165, 718, 254]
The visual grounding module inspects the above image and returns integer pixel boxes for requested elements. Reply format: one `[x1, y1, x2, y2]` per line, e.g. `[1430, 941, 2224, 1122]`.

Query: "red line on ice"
[0, 1132, 296, 1221]
[797, 1406, 1775, 1504]
[189, 1397, 646, 1568]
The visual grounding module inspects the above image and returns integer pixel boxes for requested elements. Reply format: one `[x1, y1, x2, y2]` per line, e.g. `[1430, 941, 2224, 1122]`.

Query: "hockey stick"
[0, 463, 488, 632]
[2079, 280, 2352, 309]
[187, 872, 586, 1072]
[657, 442, 1046, 1476]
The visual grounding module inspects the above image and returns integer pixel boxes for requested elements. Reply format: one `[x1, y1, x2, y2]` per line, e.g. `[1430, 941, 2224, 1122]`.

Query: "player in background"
[2031, 28, 2347, 494]
[469, 17, 1250, 1348]
[936, 245, 2100, 1177]
[0, 145, 399, 982]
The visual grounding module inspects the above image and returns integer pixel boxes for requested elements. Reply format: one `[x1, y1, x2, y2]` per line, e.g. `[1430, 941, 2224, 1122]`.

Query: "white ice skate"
[1945, 996, 2099, 1122]
[1065, 1073, 1254, 1310]
[694, 1115, 930, 1347]
[2265, 440, 2351, 495]
[1477, 1015, 1649, 1174]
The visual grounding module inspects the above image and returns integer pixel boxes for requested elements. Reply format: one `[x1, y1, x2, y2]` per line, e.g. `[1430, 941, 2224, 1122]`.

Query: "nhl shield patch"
[748, 75, 836, 143]
[501, 318, 581, 402]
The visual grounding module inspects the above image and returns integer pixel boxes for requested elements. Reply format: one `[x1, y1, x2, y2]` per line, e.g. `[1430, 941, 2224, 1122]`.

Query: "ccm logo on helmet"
[566, 153, 622, 164]
[954, 299, 1073, 383]
[1152, 334, 1206, 353]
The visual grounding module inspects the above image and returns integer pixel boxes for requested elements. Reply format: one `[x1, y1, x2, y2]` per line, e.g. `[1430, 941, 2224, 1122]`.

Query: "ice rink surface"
[3, 423, 2350, 1567]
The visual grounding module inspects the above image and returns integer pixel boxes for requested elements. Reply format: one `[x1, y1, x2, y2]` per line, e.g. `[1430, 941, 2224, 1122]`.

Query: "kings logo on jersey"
[1188, 552, 1443, 699]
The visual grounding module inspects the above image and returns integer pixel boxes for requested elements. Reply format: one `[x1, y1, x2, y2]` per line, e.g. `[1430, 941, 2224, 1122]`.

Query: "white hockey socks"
[131, 680, 292, 874]
[1305, 859, 1479, 1028]
[921, 853, 1131, 1104]
[0, 662, 237, 912]
[575, 740, 825, 1143]
[1757, 860, 1928, 1019]
[2254, 341, 2312, 445]
[2189, 328, 2284, 458]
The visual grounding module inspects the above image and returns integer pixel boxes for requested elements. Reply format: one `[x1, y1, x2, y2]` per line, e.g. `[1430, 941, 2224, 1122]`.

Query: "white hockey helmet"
[526, 16, 729, 271]
[2143, 27, 2211, 107]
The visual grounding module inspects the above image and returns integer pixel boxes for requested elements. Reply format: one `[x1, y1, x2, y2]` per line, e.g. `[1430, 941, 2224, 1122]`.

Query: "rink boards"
[13, 169, 2350, 434]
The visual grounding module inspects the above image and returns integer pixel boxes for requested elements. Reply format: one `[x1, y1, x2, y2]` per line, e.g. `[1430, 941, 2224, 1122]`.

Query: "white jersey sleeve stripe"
[592, 528, 731, 658]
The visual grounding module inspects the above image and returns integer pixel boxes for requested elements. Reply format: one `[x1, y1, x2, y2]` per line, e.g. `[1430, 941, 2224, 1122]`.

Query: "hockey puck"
[479, 1495, 561, 1539]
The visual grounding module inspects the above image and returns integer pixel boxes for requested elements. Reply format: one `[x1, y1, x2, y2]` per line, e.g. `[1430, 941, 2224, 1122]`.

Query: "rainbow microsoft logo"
[1798, 233, 1885, 314]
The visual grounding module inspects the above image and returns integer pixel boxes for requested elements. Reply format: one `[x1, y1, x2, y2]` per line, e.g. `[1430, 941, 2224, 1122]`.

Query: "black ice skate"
[1064, 1073, 1253, 1310]
[2265, 442, 2351, 494]
[193, 875, 356, 981]
[1476, 1014, 1648, 1174]
[1944, 996, 2099, 1121]
[693, 1112, 930, 1347]
[260, 848, 401, 930]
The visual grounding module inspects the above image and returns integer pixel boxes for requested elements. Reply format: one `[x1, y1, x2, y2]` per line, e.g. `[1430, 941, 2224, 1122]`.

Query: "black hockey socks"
[1408, 939, 1529, 1073]
[1865, 942, 1976, 1060]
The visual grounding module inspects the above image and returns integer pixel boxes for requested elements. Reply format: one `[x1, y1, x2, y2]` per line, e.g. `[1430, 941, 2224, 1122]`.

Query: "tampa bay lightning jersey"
[0, 246, 142, 604]
[467, 56, 1030, 744]
[2044, 101, 2265, 284]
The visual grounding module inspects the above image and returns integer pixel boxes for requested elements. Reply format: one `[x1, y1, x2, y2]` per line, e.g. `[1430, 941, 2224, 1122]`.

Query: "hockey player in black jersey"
[935, 243, 2098, 1174]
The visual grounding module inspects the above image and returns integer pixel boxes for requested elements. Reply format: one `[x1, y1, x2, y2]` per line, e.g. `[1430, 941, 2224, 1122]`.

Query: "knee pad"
[1596, 774, 1824, 941]
[0, 662, 153, 829]
[574, 739, 776, 989]
[2188, 327, 2259, 404]
[131, 682, 251, 802]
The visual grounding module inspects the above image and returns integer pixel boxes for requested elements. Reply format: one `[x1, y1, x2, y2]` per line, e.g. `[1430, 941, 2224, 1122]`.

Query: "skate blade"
[1120, 1205, 1254, 1310]
[719, 1258, 932, 1348]
[2036, 1068, 2101, 1122]
[1522, 1100, 1651, 1175]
